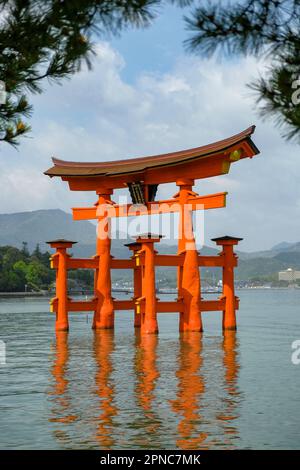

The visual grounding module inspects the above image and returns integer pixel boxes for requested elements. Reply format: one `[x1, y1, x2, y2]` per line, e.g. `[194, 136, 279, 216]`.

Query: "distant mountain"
[273, 251, 300, 264]
[237, 241, 300, 260]
[272, 241, 296, 251]
[236, 249, 276, 260]
[271, 241, 300, 252]
[0, 209, 96, 254]
[0, 209, 221, 258]
[236, 257, 286, 280]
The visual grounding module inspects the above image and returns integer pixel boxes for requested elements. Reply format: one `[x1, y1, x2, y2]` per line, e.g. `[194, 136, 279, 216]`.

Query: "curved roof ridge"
[45, 125, 259, 179]
[50, 125, 256, 169]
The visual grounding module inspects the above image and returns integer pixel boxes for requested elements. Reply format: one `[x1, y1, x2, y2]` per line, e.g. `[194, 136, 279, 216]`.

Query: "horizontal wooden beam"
[198, 255, 238, 267]
[156, 300, 184, 313]
[51, 257, 98, 269]
[154, 254, 183, 267]
[144, 153, 232, 186]
[67, 300, 97, 312]
[50, 253, 238, 270]
[67, 258, 98, 269]
[111, 258, 134, 269]
[113, 299, 135, 310]
[72, 192, 227, 221]
[50, 296, 239, 313]
[200, 297, 239, 311]
[64, 152, 240, 192]
[72, 206, 96, 220]
[200, 299, 225, 311]
[51, 299, 135, 312]
[51, 256, 135, 270]
[198, 255, 224, 267]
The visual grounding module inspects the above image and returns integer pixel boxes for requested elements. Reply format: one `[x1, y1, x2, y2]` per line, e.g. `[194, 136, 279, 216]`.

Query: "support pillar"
[212, 236, 242, 331]
[126, 242, 142, 328]
[93, 255, 99, 302]
[136, 234, 161, 335]
[93, 190, 114, 330]
[176, 179, 202, 332]
[48, 239, 76, 332]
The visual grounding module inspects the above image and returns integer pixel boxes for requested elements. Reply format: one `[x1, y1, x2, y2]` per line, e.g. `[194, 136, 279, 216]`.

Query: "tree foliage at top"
[185, 0, 300, 141]
[2, 0, 298, 146]
[0, 0, 165, 146]
[0, 0, 196, 147]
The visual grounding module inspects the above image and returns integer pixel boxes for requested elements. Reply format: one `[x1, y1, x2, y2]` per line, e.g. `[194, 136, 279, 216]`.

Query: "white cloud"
[0, 42, 299, 251]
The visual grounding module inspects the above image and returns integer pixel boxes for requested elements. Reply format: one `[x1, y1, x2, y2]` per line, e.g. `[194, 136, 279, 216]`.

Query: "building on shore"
[278, 268, 300, 282]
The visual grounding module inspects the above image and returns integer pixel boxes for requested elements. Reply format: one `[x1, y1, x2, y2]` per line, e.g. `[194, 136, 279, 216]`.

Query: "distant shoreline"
[0, 286, 299, 299]
[0, 291, 92, 299]
[0, 291, 52, 298]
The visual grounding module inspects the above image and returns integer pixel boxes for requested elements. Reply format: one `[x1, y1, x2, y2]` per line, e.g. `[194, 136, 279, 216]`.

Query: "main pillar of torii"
[176, 178, 202, 332]
[92, 189, 115, 329]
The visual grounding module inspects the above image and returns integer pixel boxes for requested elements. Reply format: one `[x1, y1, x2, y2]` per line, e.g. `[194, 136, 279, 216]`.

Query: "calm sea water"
[0, 289, 299, 450]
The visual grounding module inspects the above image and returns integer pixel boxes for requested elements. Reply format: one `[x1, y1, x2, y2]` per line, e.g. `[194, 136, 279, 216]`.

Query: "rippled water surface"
[0, 290, 300, 449]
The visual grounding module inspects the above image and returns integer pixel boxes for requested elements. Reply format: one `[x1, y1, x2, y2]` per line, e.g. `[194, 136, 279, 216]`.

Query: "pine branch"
[185, 0, 300, 142]
[0, 0, 164, 146]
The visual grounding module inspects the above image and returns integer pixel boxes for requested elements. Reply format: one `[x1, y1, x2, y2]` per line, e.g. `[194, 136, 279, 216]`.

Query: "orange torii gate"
[45, 126, 260, 334]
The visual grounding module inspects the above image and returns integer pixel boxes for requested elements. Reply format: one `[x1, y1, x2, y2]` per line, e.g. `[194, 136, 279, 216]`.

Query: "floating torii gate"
[45, 126, 259, 334]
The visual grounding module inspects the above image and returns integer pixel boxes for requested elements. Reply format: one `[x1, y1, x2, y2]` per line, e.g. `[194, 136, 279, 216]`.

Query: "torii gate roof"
[44, 125, 259, 190]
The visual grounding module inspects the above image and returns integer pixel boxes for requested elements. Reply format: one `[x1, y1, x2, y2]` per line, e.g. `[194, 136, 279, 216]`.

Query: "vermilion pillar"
[136, 234, 161, 335]
[212, 236, 242, 331]
[176, 179, 202, 332]
[48, 239, 76, 332]
[93, 190, 114, 330]
[126, 241, 142, 328]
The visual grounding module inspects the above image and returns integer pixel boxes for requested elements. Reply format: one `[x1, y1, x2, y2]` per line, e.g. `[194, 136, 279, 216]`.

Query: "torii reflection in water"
[216, 331, 241, 447]
[48, 332, 78, 447]
[170, 331, 241, 450]
[170, 332, 207, 449]
[49, 330, 118, 449]
[133, 332, 161, 447]
[93, 330, 118, 449]
[49, 330, 240, 449]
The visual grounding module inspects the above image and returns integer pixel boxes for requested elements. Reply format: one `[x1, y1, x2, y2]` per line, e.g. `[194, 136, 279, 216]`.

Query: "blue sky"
[111, 4, 187, 83]
[0, 4, 300, 252]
